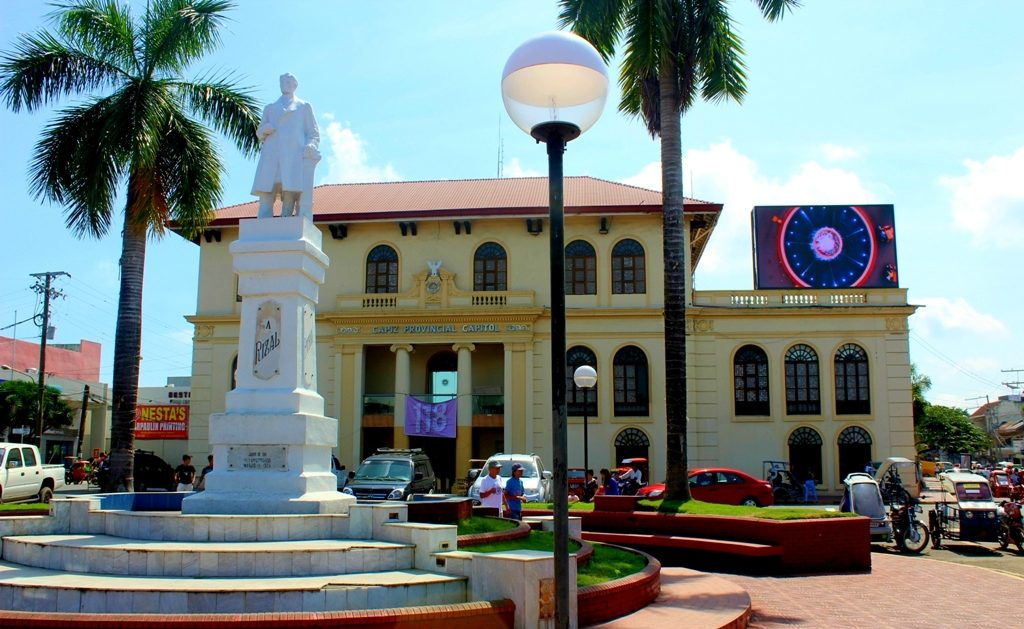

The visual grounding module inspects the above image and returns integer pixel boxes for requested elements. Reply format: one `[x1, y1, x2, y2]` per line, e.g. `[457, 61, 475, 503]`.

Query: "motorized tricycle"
[879, 466, 929, 553]
[840, 473, 892, 542]
[764, 461, 802, 505]
[990, 470, 1012, 499]
[997, 496, 1024, 553]
[929, 472, 1000, 548]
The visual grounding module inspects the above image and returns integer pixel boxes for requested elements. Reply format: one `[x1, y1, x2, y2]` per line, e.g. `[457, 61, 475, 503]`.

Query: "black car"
[341, 448, 435, 501]
[133, 449, 176, 492]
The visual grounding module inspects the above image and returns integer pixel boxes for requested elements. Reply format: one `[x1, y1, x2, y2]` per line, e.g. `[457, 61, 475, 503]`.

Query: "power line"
[909, 330, 1003, 389]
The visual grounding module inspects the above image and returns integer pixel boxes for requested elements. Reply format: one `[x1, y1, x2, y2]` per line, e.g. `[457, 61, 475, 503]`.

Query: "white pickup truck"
[0, 443, 65, 503]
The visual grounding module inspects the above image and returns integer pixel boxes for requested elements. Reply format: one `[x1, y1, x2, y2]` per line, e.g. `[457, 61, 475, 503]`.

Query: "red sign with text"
[135, 405, 189, 439]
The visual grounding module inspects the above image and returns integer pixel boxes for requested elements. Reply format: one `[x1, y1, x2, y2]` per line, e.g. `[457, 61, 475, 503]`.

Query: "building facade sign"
[369, 322, 531, 335]
[135, 405, 189, 439]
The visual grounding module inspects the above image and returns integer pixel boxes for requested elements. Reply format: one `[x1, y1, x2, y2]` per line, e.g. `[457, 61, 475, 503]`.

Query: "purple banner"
[404, 397, 457, 438]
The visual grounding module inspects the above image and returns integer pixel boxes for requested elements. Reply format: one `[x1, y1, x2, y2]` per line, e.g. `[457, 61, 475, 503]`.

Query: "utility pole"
[30, 271, 69, 450]
[1001, 369, 1024, 398]
[74, 384, 90, 460]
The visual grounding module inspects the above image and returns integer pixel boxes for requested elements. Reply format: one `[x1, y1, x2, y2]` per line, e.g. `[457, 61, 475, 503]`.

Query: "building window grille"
[611, 239, 646, 294]
[785, 344, 820, 415]
[734, 344, 770, 415]
[566, 346, 598, 417]
[835, 343, 870, 414]
[564, 240, 596, 295]
[366, 245, 399, 293]
[473, 242, 507, 291]
[613, 345, 649, 416]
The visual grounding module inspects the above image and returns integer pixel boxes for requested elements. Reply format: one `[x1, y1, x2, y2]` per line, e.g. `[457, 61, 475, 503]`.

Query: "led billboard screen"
[752, 205, 898, 289]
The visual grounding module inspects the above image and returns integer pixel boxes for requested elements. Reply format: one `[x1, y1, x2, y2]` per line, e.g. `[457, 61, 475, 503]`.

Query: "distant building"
[180, 178, 918, 491]
[136, 377, 193, 462]
[0, 336, 102, 382]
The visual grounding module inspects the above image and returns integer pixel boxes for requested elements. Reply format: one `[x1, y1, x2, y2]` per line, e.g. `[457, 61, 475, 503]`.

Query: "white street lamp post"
[573, 365, 598, 474]
[502, 31, 608, 629]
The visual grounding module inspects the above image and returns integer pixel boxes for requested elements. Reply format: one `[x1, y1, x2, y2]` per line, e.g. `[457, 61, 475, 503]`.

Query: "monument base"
[182, 410, 352, 515]
[182, 489, 353, 515]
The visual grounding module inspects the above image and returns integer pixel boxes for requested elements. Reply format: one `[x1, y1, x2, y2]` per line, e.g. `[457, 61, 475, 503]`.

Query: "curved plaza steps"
[2, 534, 415, 577]
[0, 559, 467, 614]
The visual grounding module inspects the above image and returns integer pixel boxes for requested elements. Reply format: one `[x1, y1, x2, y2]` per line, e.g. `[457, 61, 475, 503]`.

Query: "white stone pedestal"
[183, 216, 353, 515]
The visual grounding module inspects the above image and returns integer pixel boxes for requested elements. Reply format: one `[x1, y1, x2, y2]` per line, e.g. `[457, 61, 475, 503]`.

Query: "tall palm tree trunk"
[107, 215, 146, 491]
[660, 58, 691, 501]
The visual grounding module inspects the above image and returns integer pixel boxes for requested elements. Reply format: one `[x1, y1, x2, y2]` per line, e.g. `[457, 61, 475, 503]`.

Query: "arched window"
[734, 345, 770, 416]
[614, 427, 650, 466]
[837, 426, 873, 480]
[365, 245, 398, 293]
[785, 344, 820, 415]
[613, 346, 649, 416]
[566, 346, 598, 417]
[473, 242, 507, 291]
[788, 427, 823, 487]
[230, 355, 238, 391]
[835, 344, 870, 414]
[564, 240, 596, 295]
[611, 239, 646, 294]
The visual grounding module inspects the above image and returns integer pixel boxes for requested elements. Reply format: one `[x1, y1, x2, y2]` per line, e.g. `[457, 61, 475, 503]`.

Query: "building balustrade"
[696, 287, 908, 308]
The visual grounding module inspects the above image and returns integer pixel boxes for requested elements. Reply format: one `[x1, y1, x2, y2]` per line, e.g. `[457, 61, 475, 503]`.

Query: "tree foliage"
[910, 363, 931, 426]
[559, 0, 799, 501]
[0, 380, 74, 442]
[0, 0, 259, 491]
[916, 404, 990, 455]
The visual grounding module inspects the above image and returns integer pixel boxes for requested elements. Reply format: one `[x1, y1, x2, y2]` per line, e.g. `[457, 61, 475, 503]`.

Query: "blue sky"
[1, 1, 1021, 411]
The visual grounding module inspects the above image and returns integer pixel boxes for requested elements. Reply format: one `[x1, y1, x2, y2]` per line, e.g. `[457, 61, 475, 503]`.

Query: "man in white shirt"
[479, 460, 505, 517]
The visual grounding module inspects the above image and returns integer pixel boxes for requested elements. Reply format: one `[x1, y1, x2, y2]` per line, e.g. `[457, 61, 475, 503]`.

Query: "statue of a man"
[251, 73, 321, 219]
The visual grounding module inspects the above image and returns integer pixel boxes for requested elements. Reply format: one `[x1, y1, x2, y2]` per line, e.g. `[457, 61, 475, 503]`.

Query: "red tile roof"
[208, 176, 720, 225]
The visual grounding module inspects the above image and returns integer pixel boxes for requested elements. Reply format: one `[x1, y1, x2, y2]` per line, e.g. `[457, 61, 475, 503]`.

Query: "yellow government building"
[183, 177, 917, 493]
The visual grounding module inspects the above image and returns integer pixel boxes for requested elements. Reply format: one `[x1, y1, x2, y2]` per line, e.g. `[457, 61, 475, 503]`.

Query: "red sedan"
[638, 467, 775, 507]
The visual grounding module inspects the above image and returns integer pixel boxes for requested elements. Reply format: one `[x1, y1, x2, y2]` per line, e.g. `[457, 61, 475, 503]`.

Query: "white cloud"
[942, 146, 1024, 249]
[913, 297, 1009, 338]
[621, 140, 878, 288]
[319, 117, 401, 184]
[820, 143, 860, 162]
[502, 157, 541, 178]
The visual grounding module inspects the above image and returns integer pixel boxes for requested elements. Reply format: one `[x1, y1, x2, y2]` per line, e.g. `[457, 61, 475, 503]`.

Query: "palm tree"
[1, 0, 259, 490]
[560, 0, 798, 500]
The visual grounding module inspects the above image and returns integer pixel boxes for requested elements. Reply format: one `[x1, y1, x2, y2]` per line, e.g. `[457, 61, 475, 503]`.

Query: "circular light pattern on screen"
[777, 206, 877, 288]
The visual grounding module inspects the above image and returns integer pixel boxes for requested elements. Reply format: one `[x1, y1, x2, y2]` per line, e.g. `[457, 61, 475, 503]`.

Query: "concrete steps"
[2, 534, 415, 577]
[83, 510, 350, 542]
[0, 560, 467, 613]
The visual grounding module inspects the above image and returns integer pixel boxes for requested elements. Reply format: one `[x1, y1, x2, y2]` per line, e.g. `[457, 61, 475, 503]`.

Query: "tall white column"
[392, 344, 413, 450]
[183, 216, 353, 515]
[454, 343, 475, 478]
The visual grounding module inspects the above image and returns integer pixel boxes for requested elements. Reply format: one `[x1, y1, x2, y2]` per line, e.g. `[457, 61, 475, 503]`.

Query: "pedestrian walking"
[175, 454, 196, 492]
[803, 469, 818, 504]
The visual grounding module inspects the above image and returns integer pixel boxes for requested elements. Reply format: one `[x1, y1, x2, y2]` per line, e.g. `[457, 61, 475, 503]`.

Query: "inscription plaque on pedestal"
[227, 445, 288, 471]
[254, 301, 282, 380]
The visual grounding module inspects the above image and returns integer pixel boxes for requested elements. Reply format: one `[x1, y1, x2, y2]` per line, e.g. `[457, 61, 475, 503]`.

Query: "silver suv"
[468, 453, 552, 504]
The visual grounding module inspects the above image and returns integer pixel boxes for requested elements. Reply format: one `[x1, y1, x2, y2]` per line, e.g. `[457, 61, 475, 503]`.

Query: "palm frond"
[176, 73, 260, 156]
[143, 0, 234, 76]
[51, 0, 139, 72]
[753, 0, 800, 22]
[29, 95, 127, 238]
[693, 0, 747, 105]
[152, 108, 222, 238]
[557, 0, 628, 63]
[0, 31, 125, 111]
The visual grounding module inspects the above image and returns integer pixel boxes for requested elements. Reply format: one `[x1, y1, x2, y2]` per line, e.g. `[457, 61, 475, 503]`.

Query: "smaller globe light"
[573, 365, 597, 389]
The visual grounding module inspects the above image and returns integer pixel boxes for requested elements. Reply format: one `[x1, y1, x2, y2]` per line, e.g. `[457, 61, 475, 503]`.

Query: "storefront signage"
[135, 405, 189, 439]
[370, 323, 531, 335]
[226, 446, 288, 471]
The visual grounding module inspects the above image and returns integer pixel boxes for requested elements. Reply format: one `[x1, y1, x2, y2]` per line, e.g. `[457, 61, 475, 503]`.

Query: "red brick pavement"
[722, 552, 1024, 628]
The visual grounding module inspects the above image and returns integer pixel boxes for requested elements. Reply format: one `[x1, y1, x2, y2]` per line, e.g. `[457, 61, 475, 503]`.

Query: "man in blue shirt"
[505, 463, 528, 520]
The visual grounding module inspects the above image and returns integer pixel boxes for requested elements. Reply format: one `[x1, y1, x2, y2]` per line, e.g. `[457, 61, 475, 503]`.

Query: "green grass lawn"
[465, 529, 582, 554]
[0, 503, 49, 512]
[577, 542, 647, 587]
[457, 516, 520, 536]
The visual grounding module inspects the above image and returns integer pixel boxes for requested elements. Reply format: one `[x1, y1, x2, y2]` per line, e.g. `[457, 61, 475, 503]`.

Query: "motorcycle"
[890, 498, 929, 554]
[997, 498, 1024, 553]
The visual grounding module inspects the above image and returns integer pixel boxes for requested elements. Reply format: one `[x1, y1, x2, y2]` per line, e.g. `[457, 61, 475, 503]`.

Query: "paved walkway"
[599, 550, 1024, 628]
[724, 552, 1023, 628]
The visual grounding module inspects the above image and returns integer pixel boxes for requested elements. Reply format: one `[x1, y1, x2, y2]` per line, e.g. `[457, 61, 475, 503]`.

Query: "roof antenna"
[497, 114, 504, 178]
